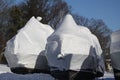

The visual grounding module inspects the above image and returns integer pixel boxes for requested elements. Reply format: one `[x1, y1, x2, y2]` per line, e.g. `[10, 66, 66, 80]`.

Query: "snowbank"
[0, 64, 11, 74]
[98, 72, 115, 80]
[0, 72, 115, 80]
[4, 16, 54, 70]
[0, 64, 114, 80]
[0, 73, 55, 80]
[0, 64, 54, 80]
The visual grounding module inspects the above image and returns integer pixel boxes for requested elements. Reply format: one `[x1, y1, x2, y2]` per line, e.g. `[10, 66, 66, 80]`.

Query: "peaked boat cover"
[45, 14, 105, 73]
[4, 16, 54, 70]
[110, 30, 120, 70]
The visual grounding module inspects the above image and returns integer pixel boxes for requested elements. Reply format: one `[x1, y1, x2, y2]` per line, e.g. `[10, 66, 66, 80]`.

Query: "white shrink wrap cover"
[4, 16, 54, 70]
[45, 14, 104, 73]
[110, 30, 120, 70]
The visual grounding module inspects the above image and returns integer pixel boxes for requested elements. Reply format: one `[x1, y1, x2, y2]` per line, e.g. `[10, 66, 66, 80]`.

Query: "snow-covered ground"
[0, 73, 55, 80]
[0, 64, 114, 80]
[0, 64, 11, 74]
[98, 72, 115, 80]
[0, 64, 55, 80]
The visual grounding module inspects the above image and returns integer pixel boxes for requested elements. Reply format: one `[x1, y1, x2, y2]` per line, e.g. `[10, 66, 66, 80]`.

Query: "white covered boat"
[45, 14, 105, 75]
[110, 30, 120, 70]
[4, 16, 54, 73]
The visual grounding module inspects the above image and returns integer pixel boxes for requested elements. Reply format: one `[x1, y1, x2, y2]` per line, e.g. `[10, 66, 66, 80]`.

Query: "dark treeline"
[0, 0, 112, 70]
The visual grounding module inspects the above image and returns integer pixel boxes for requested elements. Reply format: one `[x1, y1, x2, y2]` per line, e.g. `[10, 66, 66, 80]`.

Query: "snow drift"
[0, 64, 11, 74]
[4, 16, 54, 71]
[110, 30, 120, 70]
[0, 64, 114, 80]
[45, 14, 105, 74]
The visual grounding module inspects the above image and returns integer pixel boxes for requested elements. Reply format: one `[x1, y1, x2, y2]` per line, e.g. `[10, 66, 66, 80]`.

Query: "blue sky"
[65, 0, 120, 31]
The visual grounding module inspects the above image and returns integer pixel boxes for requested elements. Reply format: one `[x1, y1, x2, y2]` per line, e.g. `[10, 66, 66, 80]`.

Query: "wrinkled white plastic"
[45, 14, 104, 72]
[36, 16, 42, 21]
[110, 30, 120, 70]
[4, 16, 54, 70]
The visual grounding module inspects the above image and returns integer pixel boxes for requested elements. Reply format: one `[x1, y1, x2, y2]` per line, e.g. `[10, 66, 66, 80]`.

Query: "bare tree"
[0, 0, 14, 63]
[73, 14, 89, 27]
[20, 0, 70, 29]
